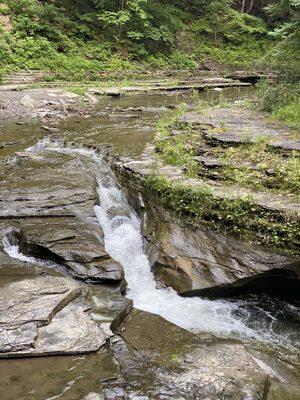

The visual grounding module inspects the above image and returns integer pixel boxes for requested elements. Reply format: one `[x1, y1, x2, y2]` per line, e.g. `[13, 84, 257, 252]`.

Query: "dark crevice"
[179, 267, 300, 304]
[19, 240, 66, 265]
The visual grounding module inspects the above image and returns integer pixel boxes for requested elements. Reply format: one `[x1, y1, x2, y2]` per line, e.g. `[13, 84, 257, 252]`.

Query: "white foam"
[94, 184, 256, 336]
[27, 138, 102, 163]
[93, 180, 300, 358]
[2, 236, 44, 265]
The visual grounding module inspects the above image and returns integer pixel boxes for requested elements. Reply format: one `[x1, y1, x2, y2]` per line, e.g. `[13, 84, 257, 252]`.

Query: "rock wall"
[116, 164, 300, 299]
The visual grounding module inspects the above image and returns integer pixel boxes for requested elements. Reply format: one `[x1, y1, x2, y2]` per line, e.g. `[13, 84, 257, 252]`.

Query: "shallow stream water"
[0, 87, 299, 399]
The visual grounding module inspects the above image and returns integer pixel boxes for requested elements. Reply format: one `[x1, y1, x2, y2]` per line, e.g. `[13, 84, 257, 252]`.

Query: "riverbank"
[113, 98, 300, 254]
[0, 74, 254, 122]
[0, 85, 299, 399]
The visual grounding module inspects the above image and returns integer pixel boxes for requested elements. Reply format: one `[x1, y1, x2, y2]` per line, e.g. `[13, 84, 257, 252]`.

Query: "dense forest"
[0, 1, 298, 73]
[0, 0, 299, 123]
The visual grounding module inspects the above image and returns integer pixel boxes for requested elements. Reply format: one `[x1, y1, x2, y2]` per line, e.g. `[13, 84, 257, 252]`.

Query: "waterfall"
[94, 180, 258, 337]
[22, 139, 299, 353]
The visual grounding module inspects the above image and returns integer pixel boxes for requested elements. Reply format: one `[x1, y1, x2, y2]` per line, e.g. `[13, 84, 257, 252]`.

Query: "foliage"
[256, 1, 300, 126]
[256, 80, 300, 128]
[193, 38, 270, 67]
[273, 98, 300, 128]
[192, 1, 267, 43]
[0, 0, 272, 77]
[143, 173, 299, 254]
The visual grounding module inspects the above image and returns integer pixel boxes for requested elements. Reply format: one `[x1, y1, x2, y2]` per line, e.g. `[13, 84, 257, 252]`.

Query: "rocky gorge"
[0, 78, 299, 399]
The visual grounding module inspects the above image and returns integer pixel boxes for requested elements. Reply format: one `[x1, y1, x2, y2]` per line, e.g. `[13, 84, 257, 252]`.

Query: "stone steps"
[1, 71, 50, 86]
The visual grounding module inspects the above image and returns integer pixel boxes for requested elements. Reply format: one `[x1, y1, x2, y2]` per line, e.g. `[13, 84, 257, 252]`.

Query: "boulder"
[107, 309, 269, 399]
[0, 276, 107, 357]
[18, 217, 124, 283]
[20, 95, 36, 108]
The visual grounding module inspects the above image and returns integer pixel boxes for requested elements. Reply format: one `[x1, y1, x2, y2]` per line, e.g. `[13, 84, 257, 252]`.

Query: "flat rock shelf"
[0, 86, 299, 400]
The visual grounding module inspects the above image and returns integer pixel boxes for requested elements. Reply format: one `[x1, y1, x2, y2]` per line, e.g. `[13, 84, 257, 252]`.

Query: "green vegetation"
[143, 173, 299, 254]
[0, 0, 273, 80]
[0, 1, 298, 252]
[155, 106, 200, 177]
[220, 140, 300, 194]
[256, 81, 300, 128]
[155, 106, 300, 195]
[256, 0, 300, 126]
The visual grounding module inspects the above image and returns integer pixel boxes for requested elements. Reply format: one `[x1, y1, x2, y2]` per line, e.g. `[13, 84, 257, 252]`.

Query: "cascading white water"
[2, 236, 42, 264]
[21, 139, 299, 352]
[94, 183, 258, 337]
[27, 137, 102, 163]
[94, 180, 300, 354]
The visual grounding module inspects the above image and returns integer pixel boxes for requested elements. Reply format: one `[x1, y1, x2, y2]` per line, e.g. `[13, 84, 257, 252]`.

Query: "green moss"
[143, 174, 299, 255]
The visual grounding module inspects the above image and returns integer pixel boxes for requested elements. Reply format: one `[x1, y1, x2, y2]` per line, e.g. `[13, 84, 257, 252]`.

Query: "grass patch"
[254, 81, 300, 129]
[270, 99, 300, 129]
[64, 86, 87, 96]
[219, 139, 300, 194]
[155, 103, 202, 177]
[155, 106, 300, 195]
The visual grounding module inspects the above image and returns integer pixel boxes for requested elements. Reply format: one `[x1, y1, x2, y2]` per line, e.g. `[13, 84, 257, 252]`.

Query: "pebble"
[16, 151, 30, 158]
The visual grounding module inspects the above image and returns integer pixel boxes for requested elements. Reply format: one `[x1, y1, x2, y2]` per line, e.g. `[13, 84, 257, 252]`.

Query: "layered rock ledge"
[113, 104, 300, 298]
[0, 276, 107, 357]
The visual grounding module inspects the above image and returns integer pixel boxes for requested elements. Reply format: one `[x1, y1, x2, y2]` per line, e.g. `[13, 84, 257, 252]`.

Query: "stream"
[0, 87, 299, 399]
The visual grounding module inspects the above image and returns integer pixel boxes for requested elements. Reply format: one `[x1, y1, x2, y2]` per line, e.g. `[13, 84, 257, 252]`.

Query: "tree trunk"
[118, 0, 126, 45]
[241, 0, 246, 13]
[248, 0, 254, 13]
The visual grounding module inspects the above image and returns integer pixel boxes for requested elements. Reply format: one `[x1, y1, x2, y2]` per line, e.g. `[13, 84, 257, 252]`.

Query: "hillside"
[0, 0, 274, 79]
[0, 1, 299, 126]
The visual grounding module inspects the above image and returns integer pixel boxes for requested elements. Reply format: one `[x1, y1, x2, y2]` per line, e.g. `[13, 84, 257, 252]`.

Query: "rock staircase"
[1, 71, 48, 86]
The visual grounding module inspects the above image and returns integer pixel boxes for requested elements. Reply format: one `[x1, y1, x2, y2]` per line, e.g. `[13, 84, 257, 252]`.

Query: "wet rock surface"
[180, 106, 300, 153]
[0, 88, 86, 122]
[0, 87, 299, 399]
[0, 121, 132, 362]
[149, 205, 299, 294]
[0, 76, 252, 123]
[0, 275, 108, 357]
[102, 309, 297, 400]
[19, 217, 124, 282]
[0, 141, 124, 283]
